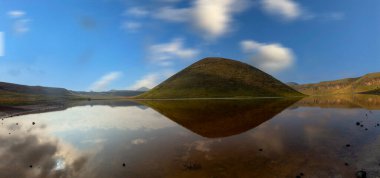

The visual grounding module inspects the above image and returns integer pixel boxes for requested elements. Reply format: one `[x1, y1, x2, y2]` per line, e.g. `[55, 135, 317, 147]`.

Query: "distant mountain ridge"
[0, 82, 146, 106]
[136, 57, 304, 99]
[290, 72, 380, 95]
[0, 82, 71, 96]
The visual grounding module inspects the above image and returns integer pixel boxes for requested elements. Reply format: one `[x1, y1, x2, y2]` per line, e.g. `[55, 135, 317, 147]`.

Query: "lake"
[1, 95, 380, 178]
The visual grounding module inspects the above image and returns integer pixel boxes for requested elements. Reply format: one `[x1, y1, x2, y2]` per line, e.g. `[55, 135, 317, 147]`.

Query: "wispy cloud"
[241, 40, 295, 73]
[7, 10, 26, 18]
[124, 7, 149, 17]
[129, 71, 174, 90]
[0, 32, 4, 57]
[13, 19, 31, 34]
[149, 38, 199, 66]
[8, 10, 30, 34]
[154, 7, 191, 22]
[89, 71, 122, 91]
[261, 0, 302, 20]
[121, 21, 141, 31]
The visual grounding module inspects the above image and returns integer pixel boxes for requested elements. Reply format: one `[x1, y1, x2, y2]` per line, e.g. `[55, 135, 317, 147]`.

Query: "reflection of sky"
[8, 105, 178, 149]
[2, 104, 380, 177]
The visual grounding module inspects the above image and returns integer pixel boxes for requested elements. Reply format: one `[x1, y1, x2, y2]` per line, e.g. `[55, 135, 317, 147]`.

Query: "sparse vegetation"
[136, 57, 305, 99]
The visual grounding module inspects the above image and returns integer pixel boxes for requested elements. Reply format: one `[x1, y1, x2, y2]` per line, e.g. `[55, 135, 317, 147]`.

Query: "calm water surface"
[1, 95, 380, 178]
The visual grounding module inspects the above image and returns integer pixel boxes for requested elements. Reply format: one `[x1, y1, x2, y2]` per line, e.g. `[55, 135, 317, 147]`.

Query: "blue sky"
[0, 0, 379, 91]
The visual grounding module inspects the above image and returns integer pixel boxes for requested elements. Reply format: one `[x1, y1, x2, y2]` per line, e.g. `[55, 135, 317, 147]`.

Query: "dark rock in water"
[356, 170, 366, 178]
[183, 162, 201, 170]
[296, 176, 301, 178]
[365, 128, 368, 131]
[32, 122, 35, 125]
[346, 144, 351, 147]
[377, 123, 380, 126]
[345, 162, 349, 166]
[356, 122, 360, 126]
[360, 125, 364, 127]
[16, 123, 18, 125]
[259, 148, 263, 152]
[29, 165, 33, 168]
[300, 172, 304, 176]
[122, 163, 125, 167]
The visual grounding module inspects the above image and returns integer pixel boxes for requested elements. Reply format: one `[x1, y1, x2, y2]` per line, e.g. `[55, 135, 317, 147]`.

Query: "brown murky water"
[1, 95, 380, 178]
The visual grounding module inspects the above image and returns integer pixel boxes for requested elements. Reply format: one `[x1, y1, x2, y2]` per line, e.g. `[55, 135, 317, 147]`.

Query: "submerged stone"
[356, 170, 366, 178]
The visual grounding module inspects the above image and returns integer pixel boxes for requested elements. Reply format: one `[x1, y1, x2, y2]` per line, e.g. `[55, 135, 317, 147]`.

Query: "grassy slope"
[137, 57, 304, 99]
[292, 72, 380, 95]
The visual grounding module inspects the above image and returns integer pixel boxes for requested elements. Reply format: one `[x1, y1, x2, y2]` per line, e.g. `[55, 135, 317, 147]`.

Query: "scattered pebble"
[29, 165, 33, 168]
[122, 163, 125, 167]
[345, 162, 349, 166]
[183, 162, 201, 170]
[356, 122, 360, 126]
[360, 125, 364, 127]
[16, 123, 18, 125]
[346, 144, 351, 147]
[365, 128, 368, 131]
[32, 122, 35, 125]
[356, 170, 366, 178]
[259, 148, 263, 152]
[300, 172, 304, 176]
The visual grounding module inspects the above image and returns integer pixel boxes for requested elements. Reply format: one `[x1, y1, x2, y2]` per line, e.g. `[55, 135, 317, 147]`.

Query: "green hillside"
[136, 57, 304, 99]
[291, 72, 380, 95]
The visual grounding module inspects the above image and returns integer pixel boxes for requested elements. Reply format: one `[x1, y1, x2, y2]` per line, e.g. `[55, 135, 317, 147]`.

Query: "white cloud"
[129, 71, 174, 90]
[131, 138, 147, 145]
[261, 0, 302, 20]
[154, 7, 191, 22]
[149, 38, 199, 66]
[153, 0, 250, 38]
[124, 7, 149, 17]
[7, 10, 25, 18]
[0, 32, 4, 57]
[89, 71, 122, 91]
[121, 21, 141, 31]
[241, 40, 295, 73]
[193, 0, 235, 37]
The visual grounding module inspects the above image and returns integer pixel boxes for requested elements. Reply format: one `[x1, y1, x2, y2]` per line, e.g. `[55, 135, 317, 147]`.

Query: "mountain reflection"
[139, 98, 301, 138]
[295, 94, 380, 109]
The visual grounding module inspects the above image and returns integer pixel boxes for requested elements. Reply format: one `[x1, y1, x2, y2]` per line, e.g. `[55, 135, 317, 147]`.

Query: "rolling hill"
[290, 72, 380, 95]
[136, 57, 304, 99]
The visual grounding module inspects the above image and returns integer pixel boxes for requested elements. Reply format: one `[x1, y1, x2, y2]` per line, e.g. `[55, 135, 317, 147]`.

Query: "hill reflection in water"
[139, 98, 301, 138]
